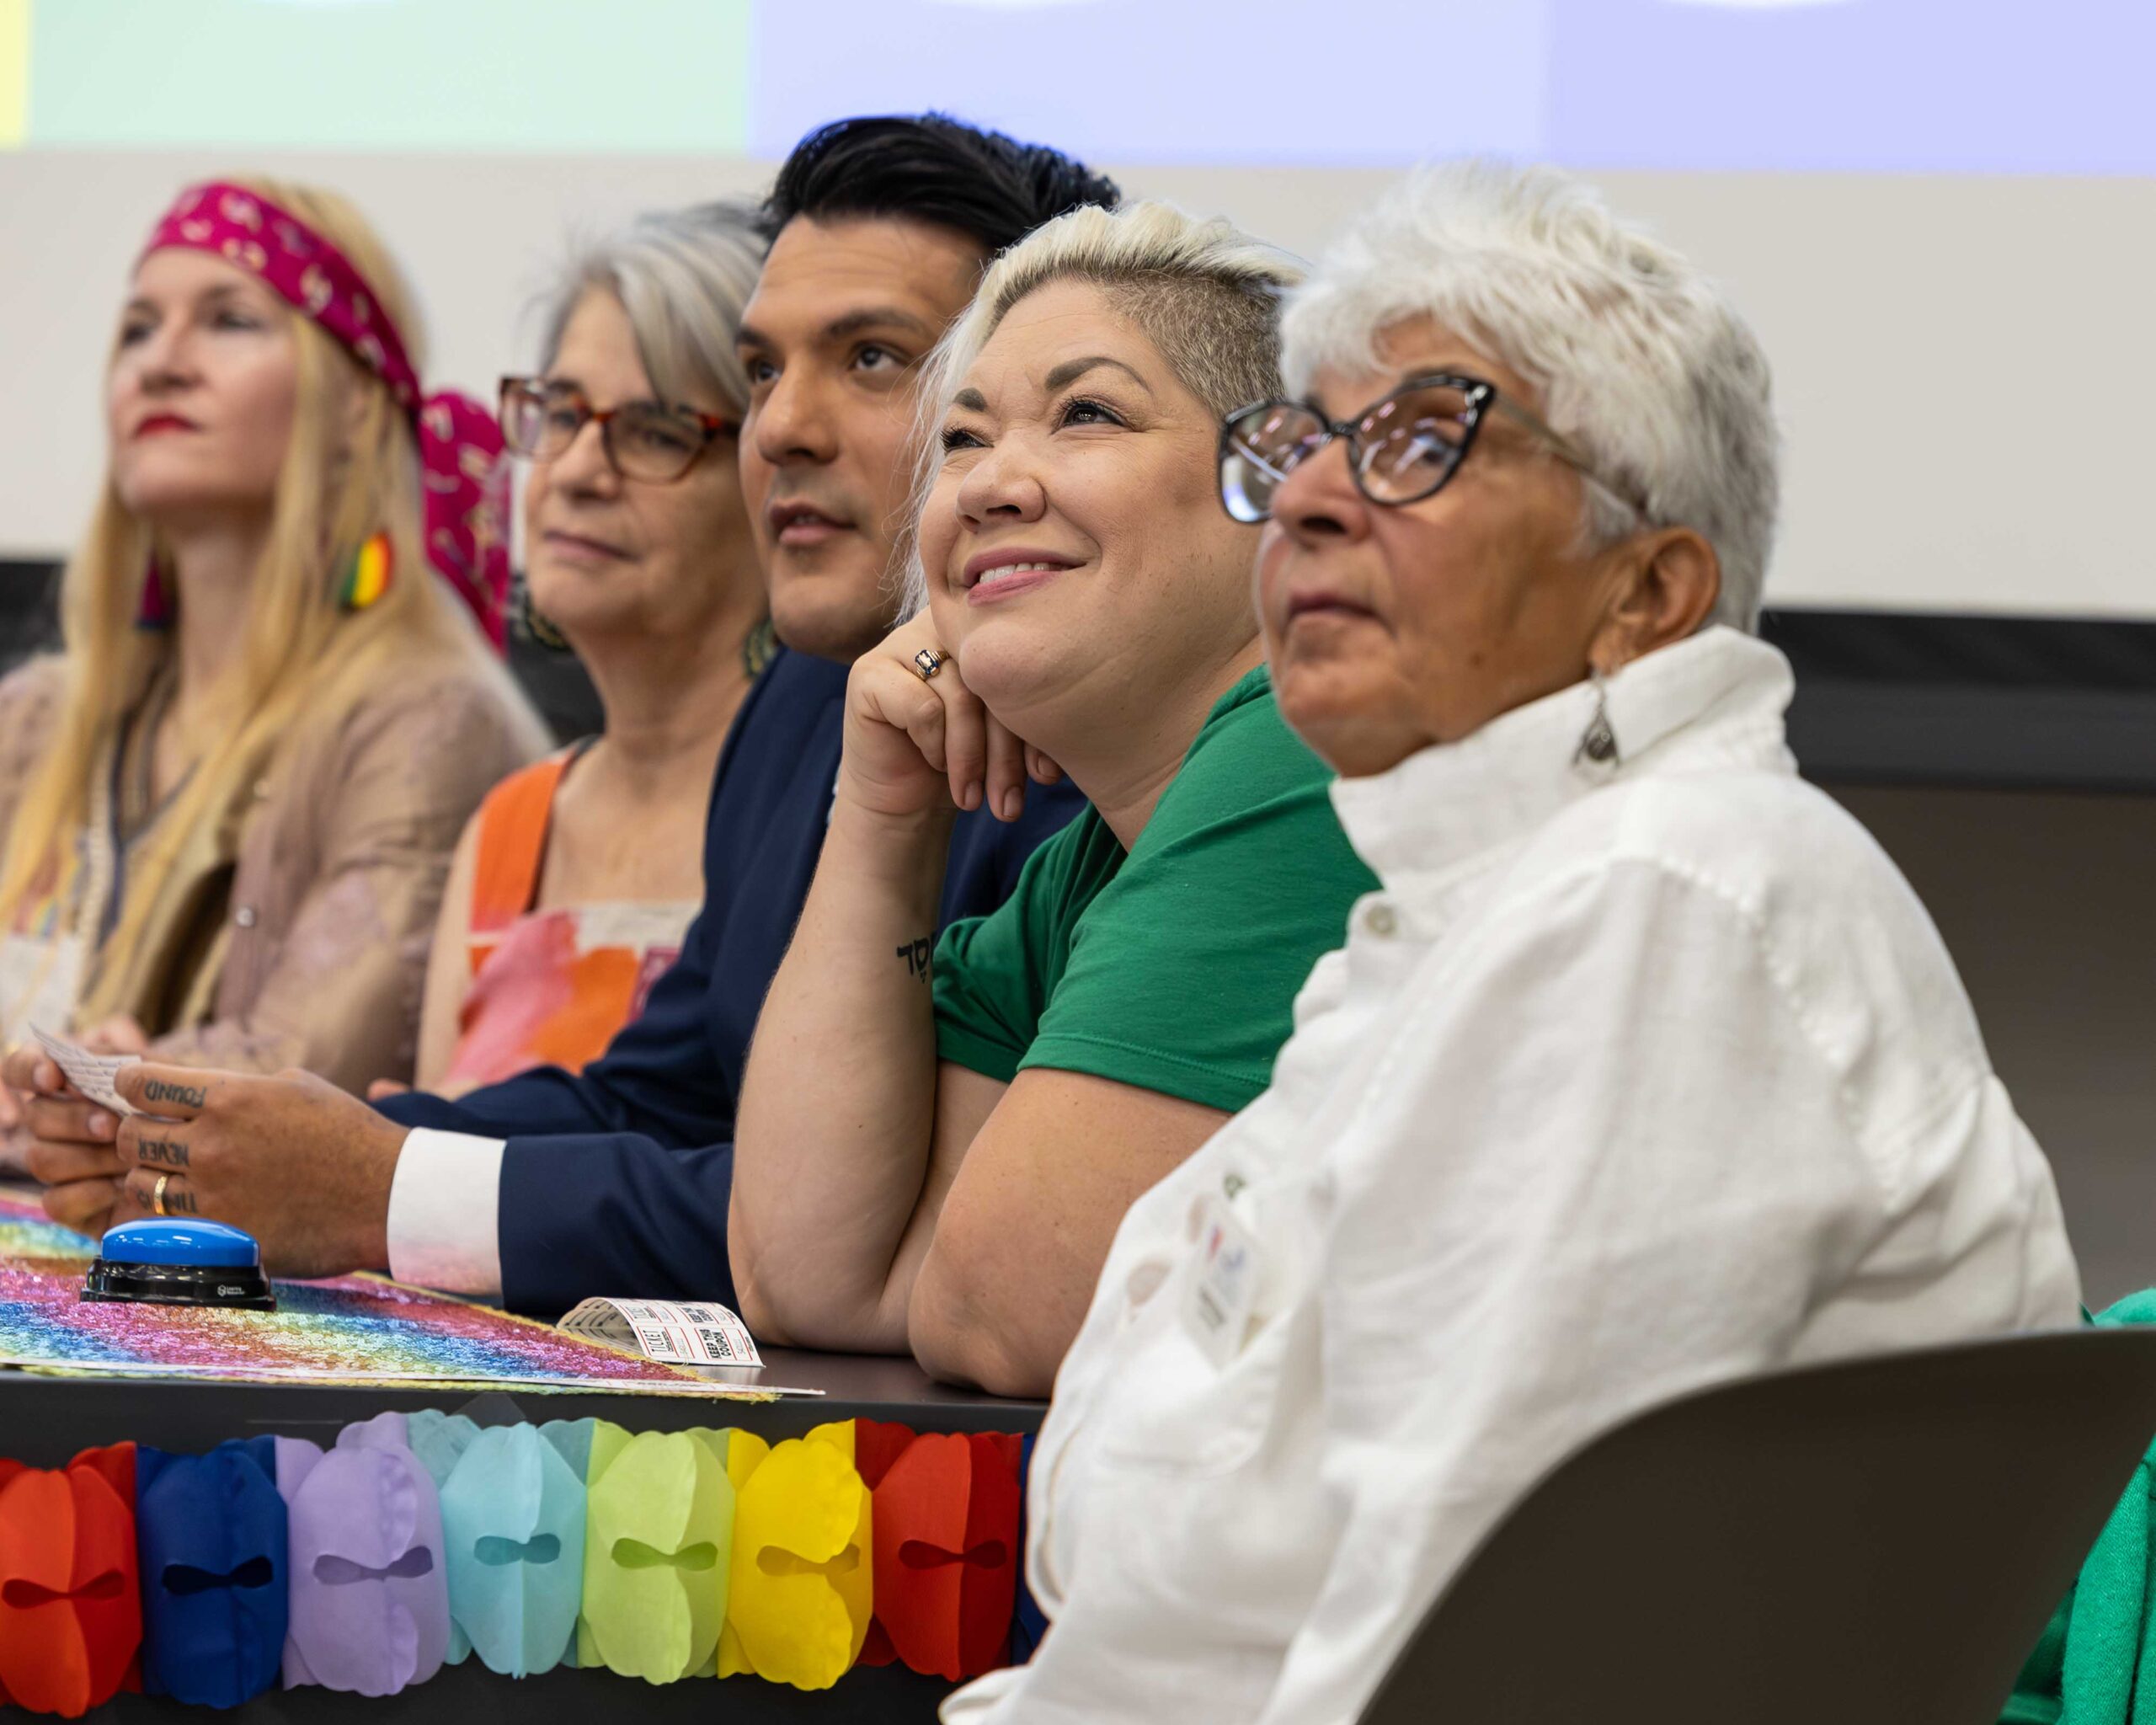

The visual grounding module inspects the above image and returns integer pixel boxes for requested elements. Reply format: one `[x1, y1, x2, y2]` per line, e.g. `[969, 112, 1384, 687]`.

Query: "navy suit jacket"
[380, 646, 1084, 1316]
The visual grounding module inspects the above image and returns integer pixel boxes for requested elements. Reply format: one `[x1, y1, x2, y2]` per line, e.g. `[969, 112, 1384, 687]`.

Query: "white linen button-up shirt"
[946, 627, 2080, 1725]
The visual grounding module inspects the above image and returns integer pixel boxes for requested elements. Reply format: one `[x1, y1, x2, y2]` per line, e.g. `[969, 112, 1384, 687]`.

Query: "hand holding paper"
[30, 1027, 141, 1119]
[8, 1032, 131, 1238]
[97, 1062, 403, 1278]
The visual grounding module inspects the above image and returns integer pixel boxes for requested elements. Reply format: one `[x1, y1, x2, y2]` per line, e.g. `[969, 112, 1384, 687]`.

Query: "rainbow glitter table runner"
[0, 1194, 763, 1397]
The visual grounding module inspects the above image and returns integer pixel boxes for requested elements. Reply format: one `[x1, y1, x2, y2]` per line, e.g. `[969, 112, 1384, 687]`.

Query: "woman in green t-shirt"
[731, 202, 1379, 1397]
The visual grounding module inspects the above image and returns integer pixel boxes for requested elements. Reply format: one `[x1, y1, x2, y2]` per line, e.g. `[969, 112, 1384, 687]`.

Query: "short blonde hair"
[902, 201, 1304, 611]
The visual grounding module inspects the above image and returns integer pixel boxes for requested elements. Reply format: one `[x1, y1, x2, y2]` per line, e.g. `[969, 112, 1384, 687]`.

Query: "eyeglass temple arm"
[1487, 396, 1647, 521]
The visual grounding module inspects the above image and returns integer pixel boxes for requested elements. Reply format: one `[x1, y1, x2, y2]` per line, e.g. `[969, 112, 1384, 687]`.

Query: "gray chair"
[1361, 1328, 2156, 1725]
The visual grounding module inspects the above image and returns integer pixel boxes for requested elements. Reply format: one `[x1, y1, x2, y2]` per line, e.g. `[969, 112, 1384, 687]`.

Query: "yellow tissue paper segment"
[720, 1422, 873, 1689]
[715, 1429, 768, 1676]
[723, 1428, 771, 1493]
[576, 1423, 735, 1684]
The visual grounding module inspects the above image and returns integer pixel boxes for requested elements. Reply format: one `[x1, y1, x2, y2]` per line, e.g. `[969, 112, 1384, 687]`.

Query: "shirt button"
[1364, 904, 1398, 937]
[233, 905, 258, 930]
[1124, 1261, 1170, 1311]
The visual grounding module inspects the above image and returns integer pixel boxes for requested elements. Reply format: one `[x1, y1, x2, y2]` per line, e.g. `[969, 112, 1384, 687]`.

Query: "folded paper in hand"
[560, 1298, 764, 1370]
[29, 1026, 140, 1117]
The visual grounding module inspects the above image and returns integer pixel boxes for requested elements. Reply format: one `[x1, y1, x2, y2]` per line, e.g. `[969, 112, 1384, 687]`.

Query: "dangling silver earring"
[1575, 667, 1620, 768]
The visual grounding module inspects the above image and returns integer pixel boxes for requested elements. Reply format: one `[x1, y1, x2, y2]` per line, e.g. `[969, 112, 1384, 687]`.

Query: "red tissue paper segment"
[851, 1419, 915, 1668]
[0, 1444, 142, 1717]
[858, 1422, 1023, 1680]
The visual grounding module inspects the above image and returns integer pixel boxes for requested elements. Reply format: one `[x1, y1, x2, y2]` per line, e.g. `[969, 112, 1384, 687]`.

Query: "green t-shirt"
[931, 665, 1380, 1114]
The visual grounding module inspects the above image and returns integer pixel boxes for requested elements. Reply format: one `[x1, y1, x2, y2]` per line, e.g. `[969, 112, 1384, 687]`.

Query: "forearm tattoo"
[142, 1078, 206, 1108]
[138, 1135, 189, 1169]
[895, 936, 933, 982]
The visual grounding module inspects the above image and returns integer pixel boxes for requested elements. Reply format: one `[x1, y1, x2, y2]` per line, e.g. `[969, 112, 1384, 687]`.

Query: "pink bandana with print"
[141, 182, 509, 651]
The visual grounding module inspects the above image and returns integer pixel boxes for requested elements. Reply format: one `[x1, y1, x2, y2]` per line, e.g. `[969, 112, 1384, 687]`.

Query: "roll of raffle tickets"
[0, 1414, 1034, 1712]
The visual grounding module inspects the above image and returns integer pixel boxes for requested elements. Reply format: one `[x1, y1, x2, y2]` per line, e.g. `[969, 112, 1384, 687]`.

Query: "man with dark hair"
[15, 115, 1118, 1314]
[759, 112, 1122, 249]
[736, 115, 1119, 665]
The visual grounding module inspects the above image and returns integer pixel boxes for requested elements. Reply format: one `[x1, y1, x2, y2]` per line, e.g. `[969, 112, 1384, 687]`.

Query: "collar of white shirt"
[1329, 625, 1800, 892]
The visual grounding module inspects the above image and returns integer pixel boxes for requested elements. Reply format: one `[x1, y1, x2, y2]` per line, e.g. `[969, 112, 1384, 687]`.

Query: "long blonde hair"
[0, 175, 526, 988]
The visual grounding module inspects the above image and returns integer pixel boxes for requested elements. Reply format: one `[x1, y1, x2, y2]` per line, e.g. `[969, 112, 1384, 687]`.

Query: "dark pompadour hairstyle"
[759, 113, 1122, 257]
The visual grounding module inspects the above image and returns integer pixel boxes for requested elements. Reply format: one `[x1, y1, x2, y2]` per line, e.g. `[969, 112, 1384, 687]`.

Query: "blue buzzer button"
[81, 1220, 276, 1311]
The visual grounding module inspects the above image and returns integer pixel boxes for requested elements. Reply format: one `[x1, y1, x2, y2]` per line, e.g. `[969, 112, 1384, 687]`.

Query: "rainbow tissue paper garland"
[0, 1413, 1036, 1712]
[0, 1194, 739, 1396]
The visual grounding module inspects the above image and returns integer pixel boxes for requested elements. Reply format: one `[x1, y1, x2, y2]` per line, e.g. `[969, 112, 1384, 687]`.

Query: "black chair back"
[1361, 1328, 2156, 1725]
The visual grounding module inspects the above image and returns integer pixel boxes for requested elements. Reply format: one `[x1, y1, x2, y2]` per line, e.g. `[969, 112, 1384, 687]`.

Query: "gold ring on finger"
[913, 647, 947, 682]
[152, 1172, 172, 1217]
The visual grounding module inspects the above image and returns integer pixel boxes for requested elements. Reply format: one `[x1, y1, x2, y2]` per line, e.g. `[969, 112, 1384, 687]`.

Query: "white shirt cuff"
[386, 1128, 506, 1300]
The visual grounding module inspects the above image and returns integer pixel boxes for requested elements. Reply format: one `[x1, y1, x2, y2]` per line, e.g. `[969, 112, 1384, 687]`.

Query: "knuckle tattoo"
[138, 1135, 189, 1169]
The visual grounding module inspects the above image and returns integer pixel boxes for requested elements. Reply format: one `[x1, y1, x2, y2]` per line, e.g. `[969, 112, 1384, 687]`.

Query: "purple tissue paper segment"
[277, 1414, 450, 1696]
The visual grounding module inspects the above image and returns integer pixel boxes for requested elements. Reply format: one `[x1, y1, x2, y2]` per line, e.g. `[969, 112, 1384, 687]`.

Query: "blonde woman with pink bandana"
[0, 178, 543, 1226]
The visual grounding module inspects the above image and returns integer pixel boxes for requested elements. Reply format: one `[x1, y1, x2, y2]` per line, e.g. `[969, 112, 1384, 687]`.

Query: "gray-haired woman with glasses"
[397, 201, 772, 1097]
[946, 160, 2078, 1725]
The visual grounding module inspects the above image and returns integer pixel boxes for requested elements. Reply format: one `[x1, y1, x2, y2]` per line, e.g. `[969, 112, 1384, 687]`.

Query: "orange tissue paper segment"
[871, 1431, 1023, 1680]
[0, 1444, 143, 1717]
[718, 1422, 873, 1690]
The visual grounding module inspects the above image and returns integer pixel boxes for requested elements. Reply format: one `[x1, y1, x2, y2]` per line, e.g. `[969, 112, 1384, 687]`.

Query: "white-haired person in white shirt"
[943, 159, 2081, 1725]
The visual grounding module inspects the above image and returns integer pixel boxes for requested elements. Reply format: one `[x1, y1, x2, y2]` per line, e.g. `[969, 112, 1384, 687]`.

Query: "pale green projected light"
[18, 0, 751, 152]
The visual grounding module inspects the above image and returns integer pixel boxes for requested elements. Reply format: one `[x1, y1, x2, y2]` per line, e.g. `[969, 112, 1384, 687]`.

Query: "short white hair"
[1282, 160, 1779, 631]
[901, 200, 1304, 613]
[538, 199, 766, 418]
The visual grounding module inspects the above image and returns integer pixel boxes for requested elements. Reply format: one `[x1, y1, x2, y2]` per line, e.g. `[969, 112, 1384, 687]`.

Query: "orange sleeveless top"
[442, 750, 697, 1090]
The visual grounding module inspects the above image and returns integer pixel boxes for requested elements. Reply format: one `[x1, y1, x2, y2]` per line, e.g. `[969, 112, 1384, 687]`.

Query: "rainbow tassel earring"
[337, 531, 393, 613]
[134, 553, 175, 631]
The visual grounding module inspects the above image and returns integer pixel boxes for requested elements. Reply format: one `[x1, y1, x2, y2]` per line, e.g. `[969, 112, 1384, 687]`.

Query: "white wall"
[3, 152, 2154, 617]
